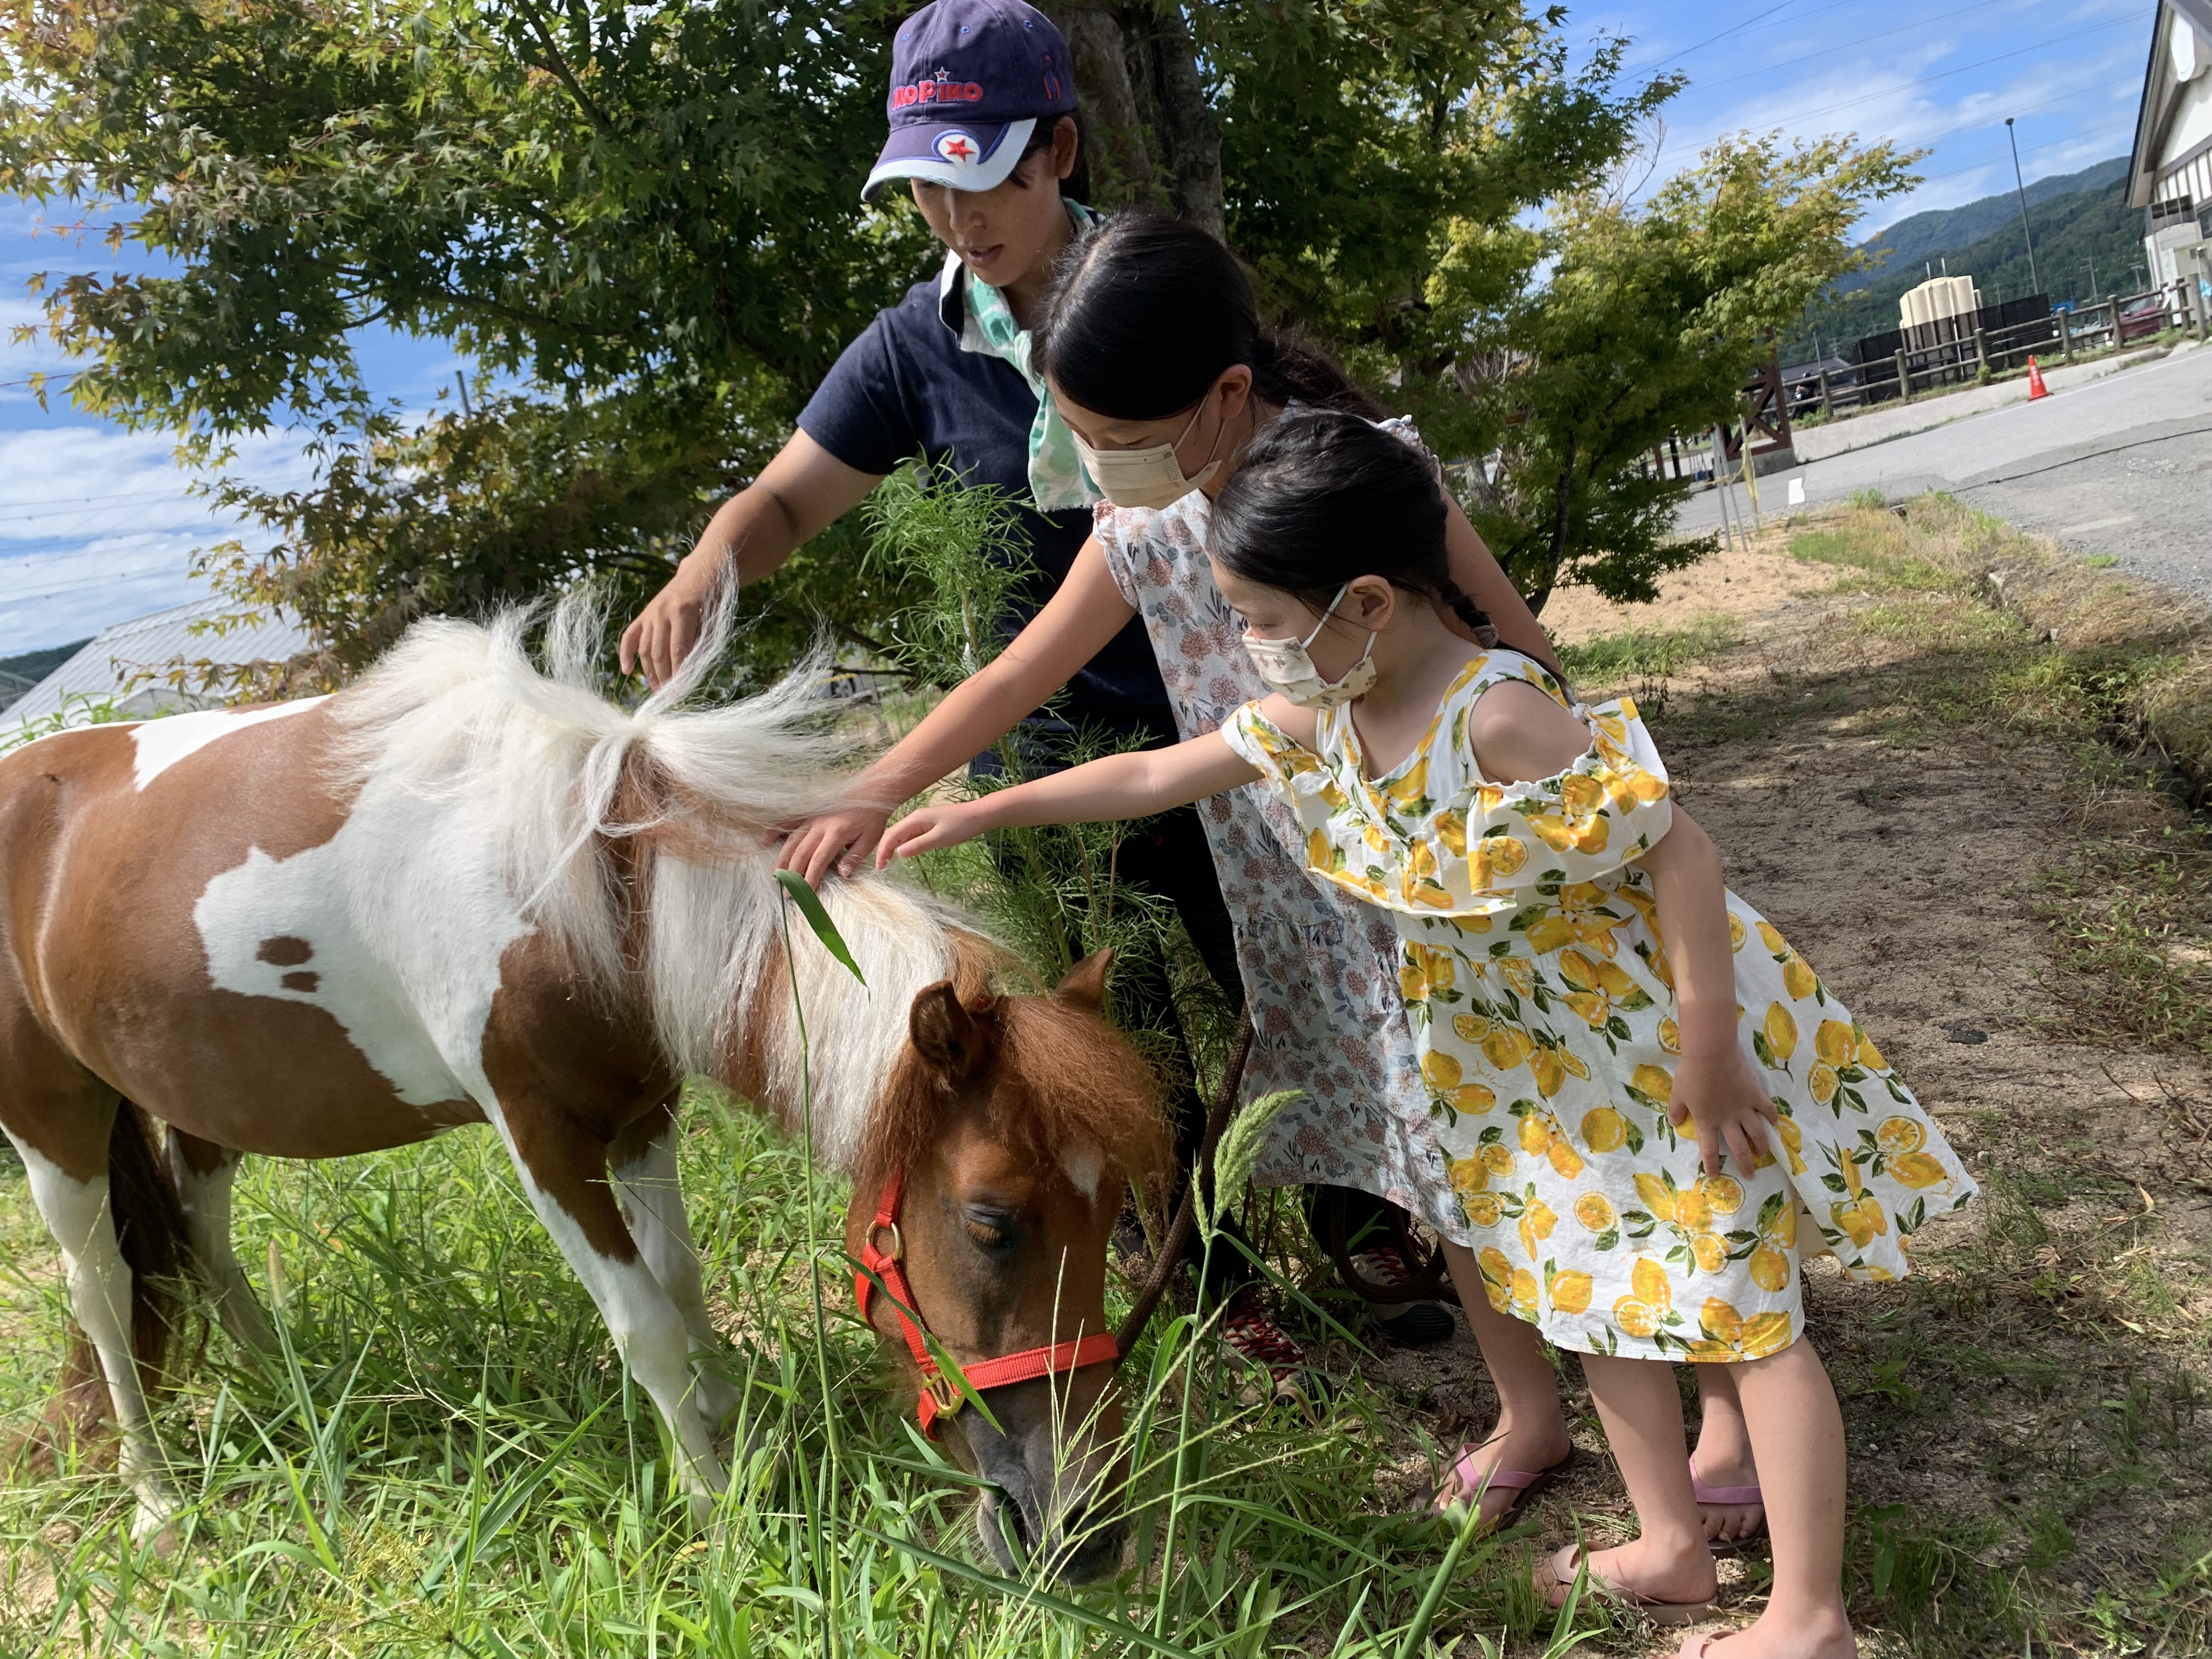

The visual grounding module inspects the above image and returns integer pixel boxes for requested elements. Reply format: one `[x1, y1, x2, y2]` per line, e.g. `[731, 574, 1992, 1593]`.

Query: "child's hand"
[777, 804, 892, 887]
[1667, 1045, 1780, 1180]
[875, 802, 994, 867]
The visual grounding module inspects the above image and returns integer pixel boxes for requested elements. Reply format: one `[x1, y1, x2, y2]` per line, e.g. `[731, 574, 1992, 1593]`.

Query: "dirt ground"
[1318, 529, 2212, 1655]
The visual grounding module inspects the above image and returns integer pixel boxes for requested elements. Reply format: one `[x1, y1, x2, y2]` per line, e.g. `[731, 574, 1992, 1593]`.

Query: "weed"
[1557, 614, 1741, 687]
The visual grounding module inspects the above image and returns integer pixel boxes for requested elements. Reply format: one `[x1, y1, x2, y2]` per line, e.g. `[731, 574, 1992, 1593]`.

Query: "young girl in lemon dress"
[878, 409, 1977, 1656]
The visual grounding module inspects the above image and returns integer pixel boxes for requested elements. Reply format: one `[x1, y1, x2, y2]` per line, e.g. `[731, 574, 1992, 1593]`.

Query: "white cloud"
[0, 425, 314, 655]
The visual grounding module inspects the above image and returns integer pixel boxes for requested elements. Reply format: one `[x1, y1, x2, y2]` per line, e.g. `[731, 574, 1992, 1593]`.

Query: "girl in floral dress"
[879, 409, 1976, 1657]
[780, 212, 1569, 1424]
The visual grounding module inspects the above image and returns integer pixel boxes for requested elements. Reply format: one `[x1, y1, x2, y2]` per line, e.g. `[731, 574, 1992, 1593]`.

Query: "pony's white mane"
[326, 592, 970, 1168]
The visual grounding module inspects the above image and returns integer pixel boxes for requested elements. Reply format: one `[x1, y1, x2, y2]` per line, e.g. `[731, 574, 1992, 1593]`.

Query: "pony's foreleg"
[493, 1104, 727, 1523]
[609, 1099, 740, 1443]
[4, 1126, 176, 1541]
[165, 1128, 275, 1355]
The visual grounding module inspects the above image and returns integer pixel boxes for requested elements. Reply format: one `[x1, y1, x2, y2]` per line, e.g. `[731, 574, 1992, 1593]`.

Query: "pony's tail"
[41, 1104, 190, 1468]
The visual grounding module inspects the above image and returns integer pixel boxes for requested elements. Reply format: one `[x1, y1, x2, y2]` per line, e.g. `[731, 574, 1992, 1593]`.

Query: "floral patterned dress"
[1219, 648, 1978, 1363]
[1091, 424, 1463, 1238]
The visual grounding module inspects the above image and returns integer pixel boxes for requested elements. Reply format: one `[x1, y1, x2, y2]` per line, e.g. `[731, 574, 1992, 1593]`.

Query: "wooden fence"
[1785, 280, 2211, 420]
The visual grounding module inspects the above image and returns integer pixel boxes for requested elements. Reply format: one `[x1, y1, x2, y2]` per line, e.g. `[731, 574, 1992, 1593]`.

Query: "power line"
[1687, 0, 2014, 94]
[1781, 17, 2140, 127]
[1621, 0, 1870, 77]
[1906, 69, 2145, 151]
[0, 486, 211, 513]
[1910, 117, 2137, 189]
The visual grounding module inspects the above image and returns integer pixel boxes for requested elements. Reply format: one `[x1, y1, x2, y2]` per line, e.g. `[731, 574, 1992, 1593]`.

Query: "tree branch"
[510, 0, 616, 136]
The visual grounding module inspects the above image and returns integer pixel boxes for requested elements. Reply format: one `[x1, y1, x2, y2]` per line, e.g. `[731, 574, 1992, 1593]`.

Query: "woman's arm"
[778, 536, 1140, 885]
[1639, 804, 1778, 1177]
[877, 730, 1259, 865]
[1444, 502, 1562, 678]
[620, 431, 883, 686]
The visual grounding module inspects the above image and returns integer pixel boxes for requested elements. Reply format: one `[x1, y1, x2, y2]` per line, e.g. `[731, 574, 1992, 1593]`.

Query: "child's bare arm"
[1639, 805, 1778, 1176]
[877, 731, 1260, 865]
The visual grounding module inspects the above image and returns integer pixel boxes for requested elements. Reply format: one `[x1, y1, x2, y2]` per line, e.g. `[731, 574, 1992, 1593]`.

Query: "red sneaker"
[1219, 1288, 1326, 1412]
[1350, 1245, 1456, 1346]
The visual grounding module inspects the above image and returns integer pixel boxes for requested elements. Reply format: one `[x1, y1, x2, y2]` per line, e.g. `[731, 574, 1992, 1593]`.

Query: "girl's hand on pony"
[777, 804, 893, 887]
[876, 802, 995, 867]
[1667, 1045, 1780, 1180]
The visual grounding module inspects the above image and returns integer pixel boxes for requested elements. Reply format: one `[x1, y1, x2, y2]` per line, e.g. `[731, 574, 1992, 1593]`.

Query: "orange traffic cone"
[2026, 355, 2050, 399]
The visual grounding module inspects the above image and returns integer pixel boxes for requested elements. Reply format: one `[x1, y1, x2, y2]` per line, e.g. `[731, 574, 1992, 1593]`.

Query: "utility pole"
[2005, 118, 2043, 298]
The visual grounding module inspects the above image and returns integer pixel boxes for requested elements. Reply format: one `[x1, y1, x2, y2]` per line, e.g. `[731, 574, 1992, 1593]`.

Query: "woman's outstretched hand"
[1667, 1045, 1781, 1180]
[874, 802, 995, 867]
[777, 804, 894, 888]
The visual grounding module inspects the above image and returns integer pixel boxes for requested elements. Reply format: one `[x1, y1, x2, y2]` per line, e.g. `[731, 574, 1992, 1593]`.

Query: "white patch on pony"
[318, 594, 980, 1173]
[1059, 1141, 1104, 1203]
[501, 1141, 727, 1505]
[4, 1131, 171, 1516]
[194, 763, 528, 1111]
[131, 698, 325, 791]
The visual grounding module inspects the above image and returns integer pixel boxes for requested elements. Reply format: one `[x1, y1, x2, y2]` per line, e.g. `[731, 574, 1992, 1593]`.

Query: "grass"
[1556, 616, 1740, 688]
[0, 1092, 1618, 1657]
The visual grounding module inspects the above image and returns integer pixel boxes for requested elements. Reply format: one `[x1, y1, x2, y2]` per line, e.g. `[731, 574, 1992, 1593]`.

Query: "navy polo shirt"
[797, 271, 1175, 747]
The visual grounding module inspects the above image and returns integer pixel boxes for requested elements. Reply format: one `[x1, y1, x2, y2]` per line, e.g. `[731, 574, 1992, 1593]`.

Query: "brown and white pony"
[0, 601, 1163, 1580]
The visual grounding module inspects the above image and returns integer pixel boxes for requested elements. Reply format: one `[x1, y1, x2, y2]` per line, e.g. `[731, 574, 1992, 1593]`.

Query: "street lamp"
[2005, 118, 2044, 300]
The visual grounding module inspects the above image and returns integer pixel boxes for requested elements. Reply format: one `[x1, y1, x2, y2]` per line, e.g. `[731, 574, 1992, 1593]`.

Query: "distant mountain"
[1833, 156, 2130, 298]
[0, 639, 89, 686]
[1781, 162, 2147, 363]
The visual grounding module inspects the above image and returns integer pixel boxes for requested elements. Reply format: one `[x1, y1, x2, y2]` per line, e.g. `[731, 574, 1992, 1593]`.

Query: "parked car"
[2118, 294, 2172, 343]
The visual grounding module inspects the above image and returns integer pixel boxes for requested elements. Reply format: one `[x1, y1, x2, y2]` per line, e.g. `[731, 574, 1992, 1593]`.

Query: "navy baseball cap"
[862, 0, 1077, 202]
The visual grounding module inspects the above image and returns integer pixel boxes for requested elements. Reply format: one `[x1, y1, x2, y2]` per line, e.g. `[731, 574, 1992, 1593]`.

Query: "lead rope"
[1114, 1009, 1256, 1356]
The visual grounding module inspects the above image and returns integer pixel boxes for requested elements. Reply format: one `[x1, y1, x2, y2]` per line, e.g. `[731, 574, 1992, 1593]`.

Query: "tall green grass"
[0, 1101, 1609, 1655]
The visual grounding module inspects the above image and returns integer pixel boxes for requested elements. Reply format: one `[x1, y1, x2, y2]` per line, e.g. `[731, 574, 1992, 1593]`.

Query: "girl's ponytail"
[1249, 331, 1387, 420]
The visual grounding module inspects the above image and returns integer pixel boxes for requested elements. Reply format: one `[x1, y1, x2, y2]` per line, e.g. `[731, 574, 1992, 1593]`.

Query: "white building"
[2127, 0, 2212, 302]
[2, 595, 308, 728]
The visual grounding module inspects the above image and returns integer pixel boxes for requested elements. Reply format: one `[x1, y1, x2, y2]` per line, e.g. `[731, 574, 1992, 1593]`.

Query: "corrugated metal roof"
[2, 596, 310, 728]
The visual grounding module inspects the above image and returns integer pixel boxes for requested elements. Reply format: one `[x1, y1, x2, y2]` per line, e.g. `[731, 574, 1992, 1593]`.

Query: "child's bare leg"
[1693, 1363, 1767, 1541]
[1709, 1341, 1854, 1658]
[1437, 1243, 1572, 1525]
[1540, 1352, 1716, 1606]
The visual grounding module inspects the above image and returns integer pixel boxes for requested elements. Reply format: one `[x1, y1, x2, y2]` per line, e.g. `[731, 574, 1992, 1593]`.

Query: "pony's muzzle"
[974, 1474, 1126, 1585]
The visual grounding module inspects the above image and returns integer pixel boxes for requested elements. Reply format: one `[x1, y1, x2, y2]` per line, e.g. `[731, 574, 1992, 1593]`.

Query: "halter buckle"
[924, 1373, 964, 1418]
[868, 1220, 904, 1262]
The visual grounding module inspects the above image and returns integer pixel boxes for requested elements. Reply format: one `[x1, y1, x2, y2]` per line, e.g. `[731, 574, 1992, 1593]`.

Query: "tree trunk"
[1037, 4, 1160, 211]
[1123, 4, 1222, 240]
[1037, 3, 1221, 239]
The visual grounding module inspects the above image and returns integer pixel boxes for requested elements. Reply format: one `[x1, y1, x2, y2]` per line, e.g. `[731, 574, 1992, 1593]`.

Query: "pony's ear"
[910, 981, 993, 1083]
[1054, 949, 1114, 1013]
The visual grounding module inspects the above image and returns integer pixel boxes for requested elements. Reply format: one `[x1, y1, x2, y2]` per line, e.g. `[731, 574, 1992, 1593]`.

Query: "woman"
[618, 0, 1321, 1382]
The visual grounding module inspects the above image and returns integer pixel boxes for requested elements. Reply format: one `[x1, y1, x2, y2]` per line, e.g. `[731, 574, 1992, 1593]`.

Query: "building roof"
[1, 595, 309, 728]
[2127, 0, 2212, 207]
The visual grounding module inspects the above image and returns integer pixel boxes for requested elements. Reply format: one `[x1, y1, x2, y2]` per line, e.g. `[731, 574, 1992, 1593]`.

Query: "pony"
[0, 599, 1164, 1581]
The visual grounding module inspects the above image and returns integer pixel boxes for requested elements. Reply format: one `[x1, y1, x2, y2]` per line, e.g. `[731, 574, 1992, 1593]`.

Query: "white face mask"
[1240, 584, 1379, 709]
[1069, 400, 1224, 510]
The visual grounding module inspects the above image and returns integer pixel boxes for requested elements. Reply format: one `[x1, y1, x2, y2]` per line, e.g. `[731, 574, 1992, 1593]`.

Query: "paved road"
[1678, 343, 2212, 602]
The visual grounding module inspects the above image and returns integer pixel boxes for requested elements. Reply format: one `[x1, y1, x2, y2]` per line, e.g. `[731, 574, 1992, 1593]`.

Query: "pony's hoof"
[129, 1498, 179, 1554]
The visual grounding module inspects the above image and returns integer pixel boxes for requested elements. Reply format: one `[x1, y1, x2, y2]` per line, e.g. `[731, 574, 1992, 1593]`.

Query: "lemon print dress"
[1220, 648, 1977, 1363]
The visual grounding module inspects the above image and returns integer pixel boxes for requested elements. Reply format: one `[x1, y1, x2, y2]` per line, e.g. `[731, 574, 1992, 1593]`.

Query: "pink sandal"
[1534, 1543, 1715, 1624]
[1421, 1442, 1570, 1531]
[1689, 1456, 1766, 1542]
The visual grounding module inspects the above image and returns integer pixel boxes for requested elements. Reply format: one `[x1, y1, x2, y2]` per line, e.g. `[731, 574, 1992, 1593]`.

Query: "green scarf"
[956, 200, 1101, 512]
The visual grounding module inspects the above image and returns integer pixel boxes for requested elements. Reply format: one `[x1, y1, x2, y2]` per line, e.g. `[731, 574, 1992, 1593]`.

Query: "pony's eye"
[963, 1211, 1013, 1250]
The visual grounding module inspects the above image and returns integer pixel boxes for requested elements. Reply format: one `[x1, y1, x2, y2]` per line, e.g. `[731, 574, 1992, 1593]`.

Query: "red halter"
[854, 1167, 1119, 1437]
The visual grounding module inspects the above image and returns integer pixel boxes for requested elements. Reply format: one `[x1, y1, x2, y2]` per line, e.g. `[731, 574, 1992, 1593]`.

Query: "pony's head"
[848, 950, 1165, 1583]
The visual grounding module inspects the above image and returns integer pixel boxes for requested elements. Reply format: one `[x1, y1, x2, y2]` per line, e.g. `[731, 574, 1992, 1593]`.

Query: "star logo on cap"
[934, 130, 978, 163]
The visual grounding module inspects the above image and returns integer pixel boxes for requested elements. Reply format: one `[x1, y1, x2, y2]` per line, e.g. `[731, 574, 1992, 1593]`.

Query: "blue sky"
[0, 0, 2162, 656]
